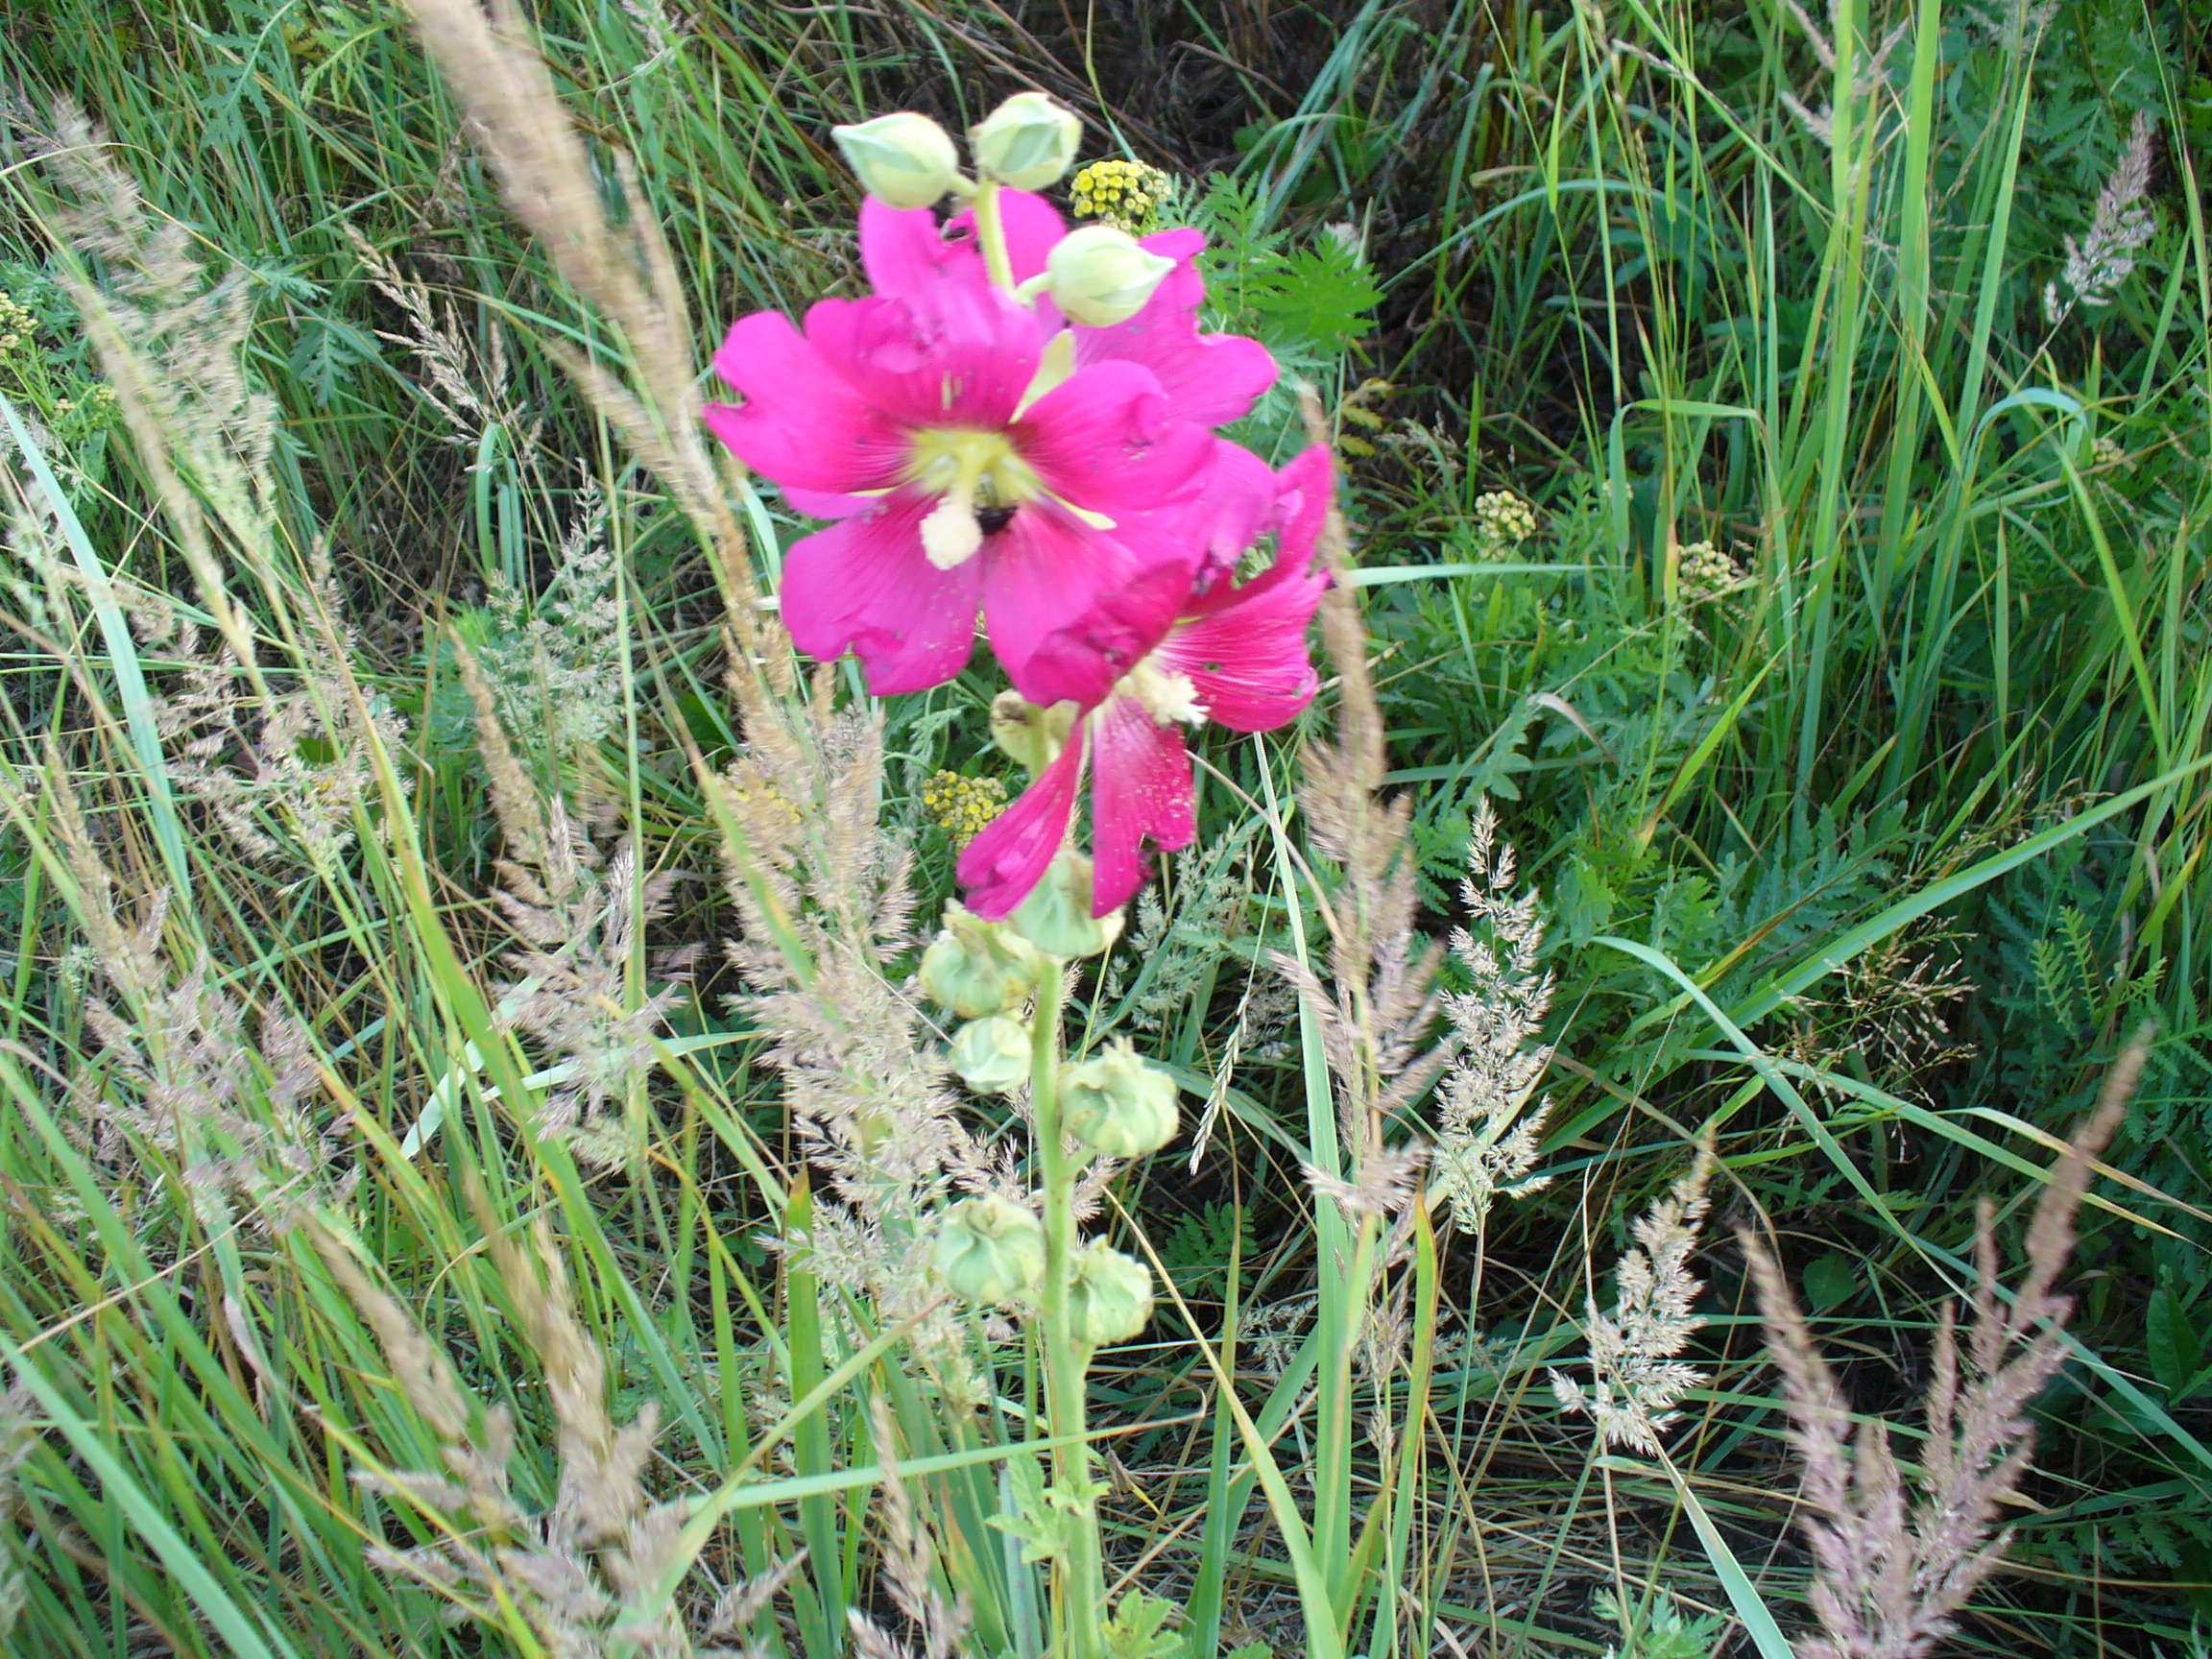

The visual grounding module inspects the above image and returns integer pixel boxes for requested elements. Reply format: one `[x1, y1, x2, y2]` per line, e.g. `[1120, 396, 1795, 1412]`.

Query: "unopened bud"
[1046, 225, 1176, 326]
[832, 112, 961, 209]
[990, 689, 1076, 779]
[950, 1015, 1033, 1094]
[1010, 851, 1123, 960]
[1061, 1039, 1179, 1159]
[971, 92, 1081, 190]
[920, 903, 1040, 1019]
[1068, 1242, 1153, 1346]
[933, 1195, 1046, 1306]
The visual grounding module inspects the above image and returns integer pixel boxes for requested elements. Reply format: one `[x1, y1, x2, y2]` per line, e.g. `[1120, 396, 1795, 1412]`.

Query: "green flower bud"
[950, 1015, 1033, 1094]
[989, 688, 1076, 779]
[1068, 1242, 1153, 1346]
[1046, 225, 1176, 326]
[920, 903, 1040, 1019]
[1010, 852, 1123, 960]
[933, 1195, 1046, 1306]
[970, 91, 1081, 190]
[1061, 1039, 1179, 1159]
[832, 111, 962, 209]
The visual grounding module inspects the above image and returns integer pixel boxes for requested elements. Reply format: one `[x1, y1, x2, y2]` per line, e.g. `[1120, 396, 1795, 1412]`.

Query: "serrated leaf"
[1103, 1590, 1182, 1659]
[2150, 1286, 2202, 1399]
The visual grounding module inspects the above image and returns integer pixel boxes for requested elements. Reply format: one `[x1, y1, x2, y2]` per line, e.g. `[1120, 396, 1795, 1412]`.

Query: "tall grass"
[0, 0, 2201, 1654]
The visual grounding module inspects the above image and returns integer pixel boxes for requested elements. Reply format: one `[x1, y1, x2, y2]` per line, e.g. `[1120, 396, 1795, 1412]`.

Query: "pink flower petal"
[1088, 698, 1196, 916]
[1159, 445, 1334, 731]
[805, 283, 1042, 431]
[779, 489, 982, 693]
[707, 312, 910, 493]
[1116, 439, 1278, 593]
[1074, 230, 1277, 428]
[1013, 361, 1214, 513]
[1010, 557, 1190, 709]
[859, 197, 968, 297]
[958, 731, 1085, 921]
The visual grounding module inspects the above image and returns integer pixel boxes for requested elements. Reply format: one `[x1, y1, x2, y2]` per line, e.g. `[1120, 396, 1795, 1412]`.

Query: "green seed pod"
[1046, 225, 1176, 326]
[831, 111, 962, 209]
[1010, 852, 1123, 961]
[970, 92, 1081, 190]
[1068, 1242, 1153, 1346]
[950, 1015, 1033, 1094]
[919, 903, 1041, 1020]
[932, 1195, 1046, 1306]
[1061, 1039, 1179, 1159]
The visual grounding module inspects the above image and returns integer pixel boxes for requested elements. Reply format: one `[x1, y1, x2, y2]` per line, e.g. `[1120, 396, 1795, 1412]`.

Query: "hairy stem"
[973, 180, 1018, 293]
[1031, 960, 1104, 1656]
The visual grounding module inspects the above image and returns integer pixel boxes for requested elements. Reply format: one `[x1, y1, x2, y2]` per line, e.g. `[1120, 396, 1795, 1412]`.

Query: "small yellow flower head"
[1472, 490, 1537, 558]
[923, 769, 1008, 847]
[2092, 434, 2130, 471]
[1677, 539, 1744, 604]
[1069, 158, 1174, 233]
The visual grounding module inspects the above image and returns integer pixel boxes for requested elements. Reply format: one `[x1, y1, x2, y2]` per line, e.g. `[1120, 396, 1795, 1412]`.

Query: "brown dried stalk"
[1741, 1038, 2141, 1659]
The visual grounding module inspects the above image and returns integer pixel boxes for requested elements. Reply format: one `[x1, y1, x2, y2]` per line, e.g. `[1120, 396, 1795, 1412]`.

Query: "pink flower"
[957, 447, 1334, 920]
[704, 196, 1279, 696]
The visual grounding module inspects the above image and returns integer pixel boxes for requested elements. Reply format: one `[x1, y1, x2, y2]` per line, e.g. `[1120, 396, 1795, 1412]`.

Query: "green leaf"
[1104, 1590, 1183, 1659]
[1802, 1254, 1858, 1312]
[2149, 1286, 2203, 1400]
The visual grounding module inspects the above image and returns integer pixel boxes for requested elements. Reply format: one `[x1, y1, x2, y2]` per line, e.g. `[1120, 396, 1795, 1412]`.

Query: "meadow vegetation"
[0, 0, 2206, 1655]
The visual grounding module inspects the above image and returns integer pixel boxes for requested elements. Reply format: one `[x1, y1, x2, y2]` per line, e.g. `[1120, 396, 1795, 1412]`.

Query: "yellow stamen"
[1121, 653, 1207, 727]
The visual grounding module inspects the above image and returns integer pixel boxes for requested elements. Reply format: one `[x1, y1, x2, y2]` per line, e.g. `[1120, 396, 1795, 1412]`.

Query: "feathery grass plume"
[849, 1397, 973, 1659]
[345, 223, 528, 453]
[30, 754, 355, 1229]
[1551, 1143, 1717, 1454]
[38, 105, 273, 681]
[1276, 389, 1447, 1163]
[315, 1210, 724, 1657]
[131, 571, 404, 871]
[393, 0, 760, 638]
[1739, 1040, 2138, 1659]
[1429, 798, 1555, 1233]
[452, 635, 684, 1167]
[1775, 0, 1912, 148]
[2043, 113, 2157, 325]
[715, 645, 986, 1396]
[470, 472, 627, 764]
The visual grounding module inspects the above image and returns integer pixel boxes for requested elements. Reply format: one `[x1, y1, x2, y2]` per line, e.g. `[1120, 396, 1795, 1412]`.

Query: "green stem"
[973, 180, 1018, 292]
[1031, 960, 1106, 1658]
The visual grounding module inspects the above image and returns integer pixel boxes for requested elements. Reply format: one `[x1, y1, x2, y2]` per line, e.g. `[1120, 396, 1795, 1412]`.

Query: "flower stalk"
[1028, 957, 1107, 1659]
[972, 179, 1018, 293]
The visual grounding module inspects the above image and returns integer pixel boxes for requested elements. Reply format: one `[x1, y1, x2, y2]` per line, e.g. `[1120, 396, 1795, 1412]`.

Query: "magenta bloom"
[957, 447, 1334, 920]
[704, 195, 1277, 697]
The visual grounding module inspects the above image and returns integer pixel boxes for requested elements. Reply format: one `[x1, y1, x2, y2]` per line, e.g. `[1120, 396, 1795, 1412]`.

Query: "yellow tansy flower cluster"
[1069, 159, 1173, 234]
[1472, 490, 1537, 558]
[0, 291, 37, 363]
[923, 770, 1008, 847]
